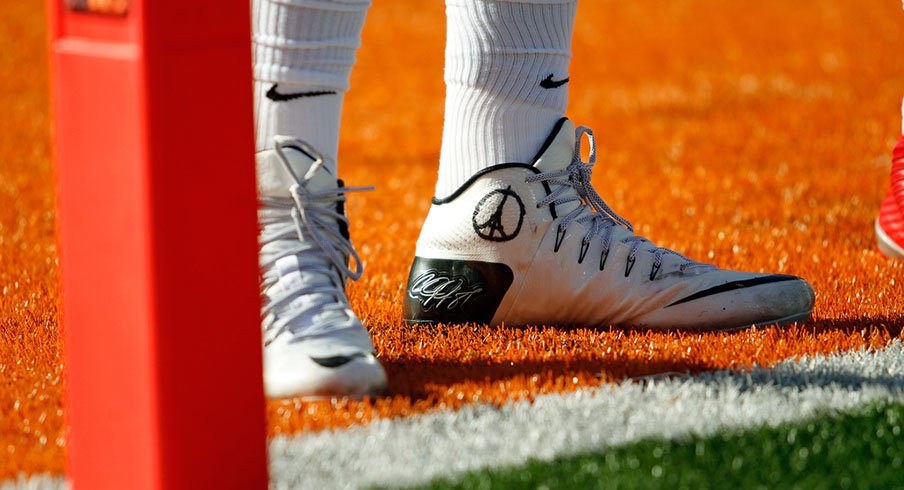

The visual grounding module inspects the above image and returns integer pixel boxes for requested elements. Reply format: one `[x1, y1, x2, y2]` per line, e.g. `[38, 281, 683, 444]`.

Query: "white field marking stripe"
[269, 342, 904, 490]
[0, 474, 63, 490]
[5, 343, 904, 490]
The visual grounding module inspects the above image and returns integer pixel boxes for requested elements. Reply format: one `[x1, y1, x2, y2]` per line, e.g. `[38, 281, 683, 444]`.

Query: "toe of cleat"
[264, 349, 387, 399]
[637, 275, 815, 331]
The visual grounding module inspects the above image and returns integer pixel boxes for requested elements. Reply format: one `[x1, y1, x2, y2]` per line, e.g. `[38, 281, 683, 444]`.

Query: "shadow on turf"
[384, 315, 903, 400]
[802, 315, 904, 337]
[381, 356, 714, 400]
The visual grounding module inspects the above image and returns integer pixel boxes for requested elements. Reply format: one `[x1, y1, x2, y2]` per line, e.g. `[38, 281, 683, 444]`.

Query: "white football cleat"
[258, 137, 387, 398]
[404, 118, 815, 330]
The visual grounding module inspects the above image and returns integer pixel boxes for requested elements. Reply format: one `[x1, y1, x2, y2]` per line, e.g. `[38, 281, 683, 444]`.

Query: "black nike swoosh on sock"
[664, 274, 800, 308]
[540, 74, 569, 89]
[265, 84, 336, 102]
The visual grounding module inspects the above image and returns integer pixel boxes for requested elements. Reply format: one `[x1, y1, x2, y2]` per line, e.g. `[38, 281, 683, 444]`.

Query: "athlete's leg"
[252, 0, 386, 398]
[405, 0, 814, 330]
[436, 0, 576, 198]
[253, 0, 368, 171]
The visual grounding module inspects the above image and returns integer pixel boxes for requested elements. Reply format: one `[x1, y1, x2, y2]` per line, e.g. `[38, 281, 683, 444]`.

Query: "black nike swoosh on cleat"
[540, 74, 569, 89]
[310, 353, 368, 368]
[266, 84, 336, 102]
[664, 274, 800, 308]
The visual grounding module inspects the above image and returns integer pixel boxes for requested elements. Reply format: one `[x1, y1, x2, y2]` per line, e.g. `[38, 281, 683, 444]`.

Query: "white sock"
[252, 0, 370, 173]
[436, 0, 578, 198]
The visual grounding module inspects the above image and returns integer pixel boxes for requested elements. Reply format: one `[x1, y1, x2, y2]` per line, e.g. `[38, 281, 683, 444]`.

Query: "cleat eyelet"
[649, 262, 662, 281]
[554, 226, 567, 253]
[599, 248, 609, 271]
[624, 255, 636, 277]
[578, 240, 591, 264]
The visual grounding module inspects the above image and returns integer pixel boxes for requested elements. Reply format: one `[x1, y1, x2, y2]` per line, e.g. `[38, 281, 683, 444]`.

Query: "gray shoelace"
[259, 138, 372, 344]
[527, 126, 703, 278]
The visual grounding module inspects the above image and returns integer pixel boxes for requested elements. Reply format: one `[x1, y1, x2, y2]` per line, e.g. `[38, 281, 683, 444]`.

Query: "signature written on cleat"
[408, 270, 484, 311]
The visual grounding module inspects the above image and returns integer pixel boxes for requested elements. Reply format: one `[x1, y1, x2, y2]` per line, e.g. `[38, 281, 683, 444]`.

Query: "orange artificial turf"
[269, 322, 904, 434]
[3, 0, 904, 479]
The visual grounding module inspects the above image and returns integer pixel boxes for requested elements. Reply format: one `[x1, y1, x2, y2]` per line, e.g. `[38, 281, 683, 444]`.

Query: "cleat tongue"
[256, 143, 337, 199]
[256, 141, 345, 238]
[532, 118, 581, 217]
[532, 118, 576, 173]
[529, 120, 639, 246]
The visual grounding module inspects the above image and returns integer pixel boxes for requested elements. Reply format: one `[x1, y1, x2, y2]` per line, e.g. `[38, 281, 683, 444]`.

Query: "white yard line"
[5, 343, 904, 490]
[0, 475, 63, 490]
[269, 342, 904, 489]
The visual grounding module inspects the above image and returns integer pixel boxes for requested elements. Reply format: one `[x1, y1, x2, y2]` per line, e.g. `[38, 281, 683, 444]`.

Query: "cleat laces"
[259, 138, 372, 345]
[527, 126, 706, 277]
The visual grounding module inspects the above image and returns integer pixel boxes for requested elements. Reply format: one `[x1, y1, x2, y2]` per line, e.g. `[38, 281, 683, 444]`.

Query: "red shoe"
[876, 135, 904, 259]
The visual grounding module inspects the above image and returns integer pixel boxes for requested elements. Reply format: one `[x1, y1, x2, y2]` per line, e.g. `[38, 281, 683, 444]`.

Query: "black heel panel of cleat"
[403, 257, 514, 326]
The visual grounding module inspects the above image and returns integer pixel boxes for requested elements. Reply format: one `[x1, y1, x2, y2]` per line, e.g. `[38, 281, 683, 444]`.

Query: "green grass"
[412, 402, 904, 490]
